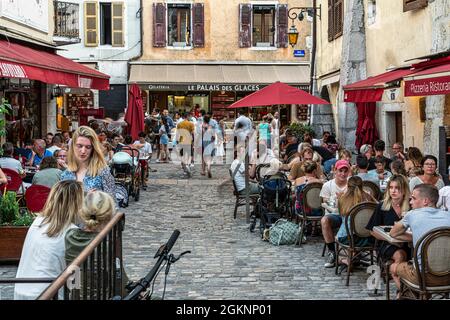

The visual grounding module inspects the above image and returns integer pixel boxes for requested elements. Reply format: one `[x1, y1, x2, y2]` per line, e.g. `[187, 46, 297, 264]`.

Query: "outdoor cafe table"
[23, 166, 38, 183]
[372, 226, 413, 246]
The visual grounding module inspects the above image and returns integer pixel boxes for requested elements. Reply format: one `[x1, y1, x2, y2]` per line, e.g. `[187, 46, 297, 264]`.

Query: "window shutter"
[193, 3, 205, 48]
[239, 4, 252, 48]
[334, 0, 343, 38]
[112, 2, 124, 47]
[276, 4, 288, 48]
[84, 1, 98, 47]
[327, 0, 333, 42]
[403, 0, 428, 12]
[153, 3, 166, 47]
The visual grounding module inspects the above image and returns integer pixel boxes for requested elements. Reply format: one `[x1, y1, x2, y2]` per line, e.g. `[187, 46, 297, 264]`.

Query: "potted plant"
[288, 122, 315, 142]
[0, 190, 34, 262]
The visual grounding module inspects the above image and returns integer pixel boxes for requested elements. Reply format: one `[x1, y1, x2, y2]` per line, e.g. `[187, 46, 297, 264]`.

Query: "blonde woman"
[14, 180, 83, 300]
[65, 191, 116, 264]
[65, 191, 129, 291]
[61, 126, 116, 202]
[366, 174, 410, 291]
[336, 176, 376, 247]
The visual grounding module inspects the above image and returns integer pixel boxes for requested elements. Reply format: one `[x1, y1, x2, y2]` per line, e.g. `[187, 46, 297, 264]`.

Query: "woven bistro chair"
[295, 182, 324, 246]
[335, 201, 378, 286]
[398, 227, 450, 300]
[229, 168, 259, 219]
[362, 180, 382, 201]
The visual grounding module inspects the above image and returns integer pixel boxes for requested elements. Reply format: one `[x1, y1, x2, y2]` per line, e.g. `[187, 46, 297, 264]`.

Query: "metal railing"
[54, 1, 80, 38]
[38, 212, 125, 300]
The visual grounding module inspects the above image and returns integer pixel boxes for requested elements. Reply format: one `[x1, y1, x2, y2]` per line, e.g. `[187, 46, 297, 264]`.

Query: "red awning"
[227, 81, 329, 108]
[404, 56, 450, 96]
[0, 40, 109, 90]
[343, 68, 415, 102]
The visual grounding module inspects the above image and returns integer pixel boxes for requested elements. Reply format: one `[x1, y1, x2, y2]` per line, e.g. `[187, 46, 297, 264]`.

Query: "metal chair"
[335, 201, 377, 286]
[229, 168, 259, 219]
[25, 184, 51, 213]
[294, 182, 324, 246]
[398, 227, 450, 300]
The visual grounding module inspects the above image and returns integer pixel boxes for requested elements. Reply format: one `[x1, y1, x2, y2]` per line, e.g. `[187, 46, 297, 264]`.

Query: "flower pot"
[0, 226, 29, 263]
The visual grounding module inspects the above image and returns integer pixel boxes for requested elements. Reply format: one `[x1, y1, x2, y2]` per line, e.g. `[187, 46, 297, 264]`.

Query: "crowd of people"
[231, 129, 450, 298]
[2, 106, 450, 300]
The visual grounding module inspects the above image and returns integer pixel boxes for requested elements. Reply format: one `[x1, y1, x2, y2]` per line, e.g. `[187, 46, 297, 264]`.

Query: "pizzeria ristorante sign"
[404, 75, 450, 96]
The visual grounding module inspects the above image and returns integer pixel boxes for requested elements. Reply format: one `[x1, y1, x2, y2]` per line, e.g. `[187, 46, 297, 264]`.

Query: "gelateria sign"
[404, 75, 450, 96]
[147, 83, 309, 92]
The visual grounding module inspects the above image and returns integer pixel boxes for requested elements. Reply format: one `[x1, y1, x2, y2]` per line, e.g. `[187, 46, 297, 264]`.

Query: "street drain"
[181, 215, 203, 218]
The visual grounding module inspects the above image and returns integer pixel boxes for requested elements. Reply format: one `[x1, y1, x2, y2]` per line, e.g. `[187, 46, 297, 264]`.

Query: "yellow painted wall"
[0, 0, 54, 44]
[364, 0, 431, 75]
[140, 0, 312, 62]
[364, 1, 431, 151]
[316, 0, 342, 77]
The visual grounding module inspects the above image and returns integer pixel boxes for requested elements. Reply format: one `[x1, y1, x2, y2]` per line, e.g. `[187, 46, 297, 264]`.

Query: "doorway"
[385, 111, 403, 156]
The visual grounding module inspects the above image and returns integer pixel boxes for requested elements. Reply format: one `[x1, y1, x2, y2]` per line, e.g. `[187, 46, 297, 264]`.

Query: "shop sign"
[147, 83, 309, 92]
[404, 75, 450, 96]
[187, 84, 261, 92]
[0, 62, 27, 78]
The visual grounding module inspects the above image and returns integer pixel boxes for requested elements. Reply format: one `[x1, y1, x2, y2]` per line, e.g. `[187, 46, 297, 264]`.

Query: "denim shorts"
[325, 214, 342, 229]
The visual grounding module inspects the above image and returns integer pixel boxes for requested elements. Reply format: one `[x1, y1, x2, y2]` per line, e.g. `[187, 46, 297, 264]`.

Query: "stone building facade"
[314, 0, 449, 156]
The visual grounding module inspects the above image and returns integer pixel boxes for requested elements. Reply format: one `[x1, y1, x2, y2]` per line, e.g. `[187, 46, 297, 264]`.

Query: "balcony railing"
[54, 1, 80, 39]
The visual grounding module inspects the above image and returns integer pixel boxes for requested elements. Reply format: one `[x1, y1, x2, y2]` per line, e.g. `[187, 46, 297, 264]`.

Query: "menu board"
[67, 93, 94, 121]
[211, 91, 236, 120]
[297, 104, 309, 122]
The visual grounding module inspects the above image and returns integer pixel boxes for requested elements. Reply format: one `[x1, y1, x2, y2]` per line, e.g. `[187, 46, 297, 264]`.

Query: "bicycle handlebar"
[165, 229, 180, 253]
[122, 229, 180, 300]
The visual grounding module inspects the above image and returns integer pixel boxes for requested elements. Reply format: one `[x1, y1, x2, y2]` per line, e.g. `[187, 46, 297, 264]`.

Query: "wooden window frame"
[111, 2, 124, 47]
[328, 0, 343, 42]
[167, 3, 192, 48]
[84, 1, 99, 47]
[403, 0, 428, 12]
[252, 5, 276, 47]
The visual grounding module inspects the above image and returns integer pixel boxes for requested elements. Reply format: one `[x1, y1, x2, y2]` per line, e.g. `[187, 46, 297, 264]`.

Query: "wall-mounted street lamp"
[287, 2, 322, 124]
[51, 85, 63, 99]
[287, 5, 321, 47]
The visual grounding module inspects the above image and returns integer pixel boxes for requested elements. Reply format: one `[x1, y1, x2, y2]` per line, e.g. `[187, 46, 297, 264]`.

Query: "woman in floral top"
[61, 126, 116, 204]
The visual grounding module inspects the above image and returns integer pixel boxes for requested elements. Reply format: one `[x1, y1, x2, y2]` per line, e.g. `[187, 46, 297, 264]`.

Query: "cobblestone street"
[0, 161, 392, 300]
[121, 161, 390, 300]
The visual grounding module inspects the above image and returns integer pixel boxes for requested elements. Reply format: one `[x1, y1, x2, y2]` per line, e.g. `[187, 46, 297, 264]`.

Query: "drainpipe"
[308, 0, 318, 125]
[128, 0, 144, 76]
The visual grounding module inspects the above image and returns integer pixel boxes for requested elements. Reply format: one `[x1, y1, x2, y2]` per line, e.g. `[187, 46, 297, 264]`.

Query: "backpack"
[269, 219, 299, 246]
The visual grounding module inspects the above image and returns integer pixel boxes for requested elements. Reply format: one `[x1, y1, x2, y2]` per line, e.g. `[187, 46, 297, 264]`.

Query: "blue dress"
[60, 167, 117, 205]
[159, 125, 169, 145]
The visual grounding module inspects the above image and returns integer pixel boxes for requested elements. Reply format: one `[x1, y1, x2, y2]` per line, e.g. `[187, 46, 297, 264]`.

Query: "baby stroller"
[250, 171, 292, 237]
[111, 147, 141, 205]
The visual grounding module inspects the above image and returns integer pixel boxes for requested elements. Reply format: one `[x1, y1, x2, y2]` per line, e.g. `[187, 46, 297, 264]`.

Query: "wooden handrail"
[37, 212, 125, 300]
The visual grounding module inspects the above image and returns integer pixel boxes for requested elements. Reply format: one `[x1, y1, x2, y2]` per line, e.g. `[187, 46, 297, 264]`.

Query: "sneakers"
[324, 251, 336, 268]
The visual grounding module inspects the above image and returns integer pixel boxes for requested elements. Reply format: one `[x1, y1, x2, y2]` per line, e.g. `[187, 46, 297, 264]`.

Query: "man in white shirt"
[0, 142, 24, 175]
[230, 146, 259, 195]
[320, 159, 351, 268]
[134, 132, 152, 189]
[234, 113, 252, 146]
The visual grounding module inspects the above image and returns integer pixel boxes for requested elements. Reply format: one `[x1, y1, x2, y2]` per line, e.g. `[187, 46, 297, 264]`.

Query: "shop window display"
[4, 81, 41, 147]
